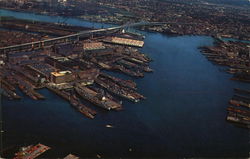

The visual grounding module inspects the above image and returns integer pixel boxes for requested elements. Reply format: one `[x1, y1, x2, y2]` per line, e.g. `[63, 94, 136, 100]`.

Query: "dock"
[226, 88, 250, 129]
[13, 143, 50, 159]
[0, 20, 151, 120]
[47, 85, 96, 119]
[75, 85, 122, 110]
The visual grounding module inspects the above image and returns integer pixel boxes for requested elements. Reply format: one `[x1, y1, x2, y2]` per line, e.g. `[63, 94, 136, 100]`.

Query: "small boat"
[105, 124, 113, 128]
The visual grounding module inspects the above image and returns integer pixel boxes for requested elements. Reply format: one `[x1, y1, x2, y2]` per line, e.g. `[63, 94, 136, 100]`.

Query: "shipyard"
[0, 17, 152, 120]
[198, 38, 250, 129]
[199, 39, 250, 83]
[0, 14, 158, 158]
[0, 0, 250, 158]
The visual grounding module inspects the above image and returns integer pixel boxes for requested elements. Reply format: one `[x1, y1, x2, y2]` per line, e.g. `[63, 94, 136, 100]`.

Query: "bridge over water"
[0, 21, 170, 54]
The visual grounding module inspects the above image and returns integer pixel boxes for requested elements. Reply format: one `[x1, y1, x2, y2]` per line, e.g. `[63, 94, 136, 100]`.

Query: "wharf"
[95, 76, 145, 102]
[199, 41, 250, 83]
[103, 37, 144, 47]
[227, 106, 250, 116]
[229, 99, 250, 108]
[13, 143, 50, 159]
[99, 72, 137, 90]
[112, 64, 144, 77]
[1, 79, 16, 91]
[75, 85, 122, 110]
[226, 114, 250, 128]
[1, 83, 21, 99]
[46, 85, 96, 119]
[117, 59, 153, 73]
[226, 88, 250, 129]
[0, 21, 151, 120]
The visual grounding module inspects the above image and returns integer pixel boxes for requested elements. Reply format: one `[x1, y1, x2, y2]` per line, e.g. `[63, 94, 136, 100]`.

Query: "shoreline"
[1, 7, 250, 158]
[1, 7, 250, 41]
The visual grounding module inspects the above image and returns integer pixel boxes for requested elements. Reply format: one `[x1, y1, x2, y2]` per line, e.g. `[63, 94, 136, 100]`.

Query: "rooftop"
[51, 71, 72, 77]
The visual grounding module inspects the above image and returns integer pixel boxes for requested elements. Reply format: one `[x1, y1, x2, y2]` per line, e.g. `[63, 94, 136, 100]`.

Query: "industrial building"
[50, 71, 75, 84]
[104, 37, 144, 47]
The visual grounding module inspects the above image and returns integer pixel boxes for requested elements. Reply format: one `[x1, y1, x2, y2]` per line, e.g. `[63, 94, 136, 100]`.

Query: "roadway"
[0, 21, 171, 52]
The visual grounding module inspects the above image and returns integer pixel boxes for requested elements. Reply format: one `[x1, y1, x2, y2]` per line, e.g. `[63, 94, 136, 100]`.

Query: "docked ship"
[75, 85, 122, 110]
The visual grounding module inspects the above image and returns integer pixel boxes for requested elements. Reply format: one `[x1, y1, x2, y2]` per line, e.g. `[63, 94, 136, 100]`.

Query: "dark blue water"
[0, 9, 114, 29]
[1, 9, 250, 158]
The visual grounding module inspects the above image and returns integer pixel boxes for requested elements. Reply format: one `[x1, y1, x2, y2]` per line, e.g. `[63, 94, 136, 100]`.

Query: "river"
[1, 9, 250, 158]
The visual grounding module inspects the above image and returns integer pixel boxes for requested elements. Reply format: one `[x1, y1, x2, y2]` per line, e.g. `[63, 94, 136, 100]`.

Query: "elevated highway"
[0, 21, 171, 54]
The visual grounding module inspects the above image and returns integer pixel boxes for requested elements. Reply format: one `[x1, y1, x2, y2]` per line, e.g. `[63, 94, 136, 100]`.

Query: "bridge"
[0, 21, 172, 54]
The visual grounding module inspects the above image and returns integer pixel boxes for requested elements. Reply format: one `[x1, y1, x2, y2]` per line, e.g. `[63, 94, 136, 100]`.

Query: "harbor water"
[1, 9, 250, 158]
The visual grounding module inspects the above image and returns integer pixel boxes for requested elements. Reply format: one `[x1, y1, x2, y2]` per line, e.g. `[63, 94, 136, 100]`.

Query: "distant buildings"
[4, 0, 61, 8]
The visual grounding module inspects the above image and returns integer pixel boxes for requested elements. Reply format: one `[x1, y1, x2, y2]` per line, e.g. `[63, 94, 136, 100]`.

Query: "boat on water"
[75, 85, 122, 110]
[106, 124, 113, 128]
